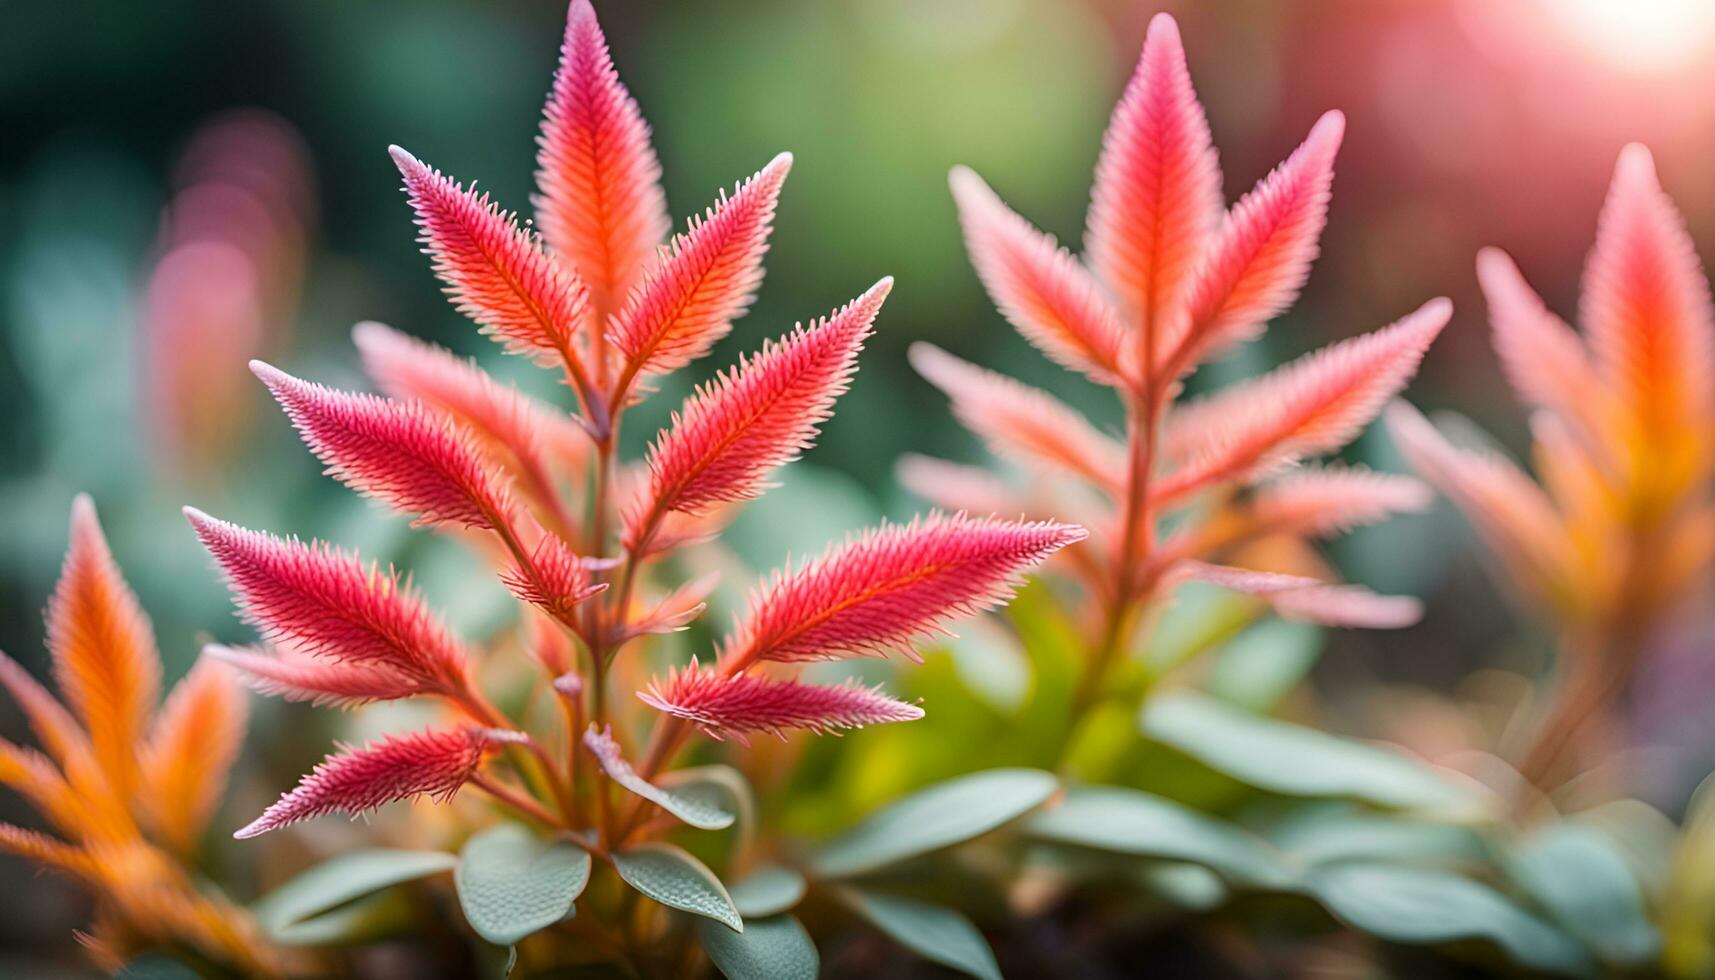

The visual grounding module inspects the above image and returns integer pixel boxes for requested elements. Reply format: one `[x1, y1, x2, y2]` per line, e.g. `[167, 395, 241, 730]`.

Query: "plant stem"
[472, 773, 564, 829]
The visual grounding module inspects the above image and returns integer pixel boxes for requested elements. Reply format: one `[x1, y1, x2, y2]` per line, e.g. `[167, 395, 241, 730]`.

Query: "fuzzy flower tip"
[251, 361, 514, 529]
[728, 513, 1087, 665]
[234, 727, 501, 838]
[637, 660, 924, 742]
[185, 508, 470, 691]
[628, 279, 890, 540]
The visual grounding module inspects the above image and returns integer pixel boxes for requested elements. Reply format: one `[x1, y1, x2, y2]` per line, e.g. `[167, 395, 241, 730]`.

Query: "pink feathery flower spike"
[895, 454, 1020, 520]
[499, 530, 606, 616]
[909, 343, 1126, 493]
[1153, 298, 1449, 503]
[1249, 465, 1433, 538]
[235, 727, 509, 838]
[1165, 111, 1345, 377]
[1085, 13, 1222, 330]
[950, 167, 1125, 384]
[252, 361, 515, 529]
[392, 146, 589, 366]
[638, 659, 924, 742]
[185, 508, 472, 693]
[627, 279, 890, 544]
[1169, 560, 1422, 630]
[610, 153, 792, 388]
[725, 513, 1087, 666]
[354, 321, 589, 475]
[536, 0, 670, 321]
[204, 643, 428, 709]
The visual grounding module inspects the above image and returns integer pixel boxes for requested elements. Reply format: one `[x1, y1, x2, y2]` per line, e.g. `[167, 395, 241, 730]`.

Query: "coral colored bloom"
[140, 659, 248, 854]
[235, 727, 504, 838]
[536, 0, 670, 321]
[725, 514, 1087, 666]
[628, 279, 890, 542]
[1249, 465, 1433, 538]
[392, 146, 589, 365]
[204, 643, 427, 708]
[638, 660, 924, 741]
[610, 153, 792, 388]
[185, 508, 471, 691]
[252, 360, 515, 529]
[910, 343, 1127, 493]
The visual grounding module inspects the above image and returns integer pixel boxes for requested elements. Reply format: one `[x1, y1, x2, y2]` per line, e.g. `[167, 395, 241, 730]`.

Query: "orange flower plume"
[235, 728, 512, 839]
[0, 498, 274, 974]
[917, 10, 1442, 721]
[1389, 144, 1715, 791]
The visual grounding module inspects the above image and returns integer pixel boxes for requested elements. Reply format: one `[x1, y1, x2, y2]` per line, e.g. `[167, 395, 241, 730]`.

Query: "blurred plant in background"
[0, 498, 274, 975]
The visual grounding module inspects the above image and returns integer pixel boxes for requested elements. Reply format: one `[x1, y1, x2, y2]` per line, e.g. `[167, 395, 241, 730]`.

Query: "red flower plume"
[535, 0, 670, 320]
[391, 146, 589, 365]
[610, 153, 792, 388]
[253, 361, 514, 529]
[638, 660, 923, 742]
[234, 727, 507, 838]
[185, 509, 471, 693]
[626, 279, 890, 545]
[725, 514, 1086, 666]
[204, 644, 427, 709]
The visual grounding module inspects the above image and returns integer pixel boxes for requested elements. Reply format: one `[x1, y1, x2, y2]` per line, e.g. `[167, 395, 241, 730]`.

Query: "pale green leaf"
[1305, 862, 1593, 976]
[613, 842, 742, 932]
[729, 864, 807, 918]
[1511, 823, 1659, 966]
[252, 849, 456, 938]
[1027, 785, 1288, 887]
[837, 887, 1001, 980]
[1270, 805, 1487, 867]
[1206, 620, 1322, 711]
[696, 914, 818, 980]
[455, 823, 592, 945]
[1142, 692, 1476, 812]
[586, 727, 734, 830]
[811, 768, 1057, 877]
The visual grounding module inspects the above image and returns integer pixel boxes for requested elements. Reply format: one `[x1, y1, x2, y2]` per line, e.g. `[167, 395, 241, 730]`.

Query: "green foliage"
[1303, 862, 1593, 976]
[454, 823, 591, 946]
[612, 842, 742, 933]
[809, 768, 1058, 878]
[835, 887, 1003, 980]
[1141, 692, 1477, 812]
[696, 914, 819, 980]
[1510, 822, 1660, 967]
[728, 864, 807, 919]
[251, 849, 457, 946]
[1027, 785, 1289, 887]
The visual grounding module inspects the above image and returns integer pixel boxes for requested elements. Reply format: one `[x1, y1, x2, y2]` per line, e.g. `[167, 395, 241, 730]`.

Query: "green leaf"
[658, 765, 758, 850]
[1140, 862, 1228, 911]
[586, 728, 734, 831]
[1141, 693, 1476, 812]
[1270, 805, 1487, 867]
[1305, 862, 1593, 976]
[269, 893, 404, 947]
[729, 864, 807, 918]
[455, 823, 592, 945]
[1026, 785, 1288, 887]
[252, 849, 457, 939]
[836, 887, 1001, 980]
[696, 914, 819, 980]
[613, 842, 742, 932]
[1205, 620, 1322, 712]
[811, 768, 1058, 877]
[1510, 823, 1660, 966]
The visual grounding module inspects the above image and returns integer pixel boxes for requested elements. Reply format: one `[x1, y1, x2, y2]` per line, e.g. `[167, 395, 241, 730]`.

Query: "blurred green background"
[4, 0, 1715, 960]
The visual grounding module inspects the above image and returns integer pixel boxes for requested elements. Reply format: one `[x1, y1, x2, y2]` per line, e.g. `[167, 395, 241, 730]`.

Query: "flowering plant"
[174, 1, 1079, 974]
